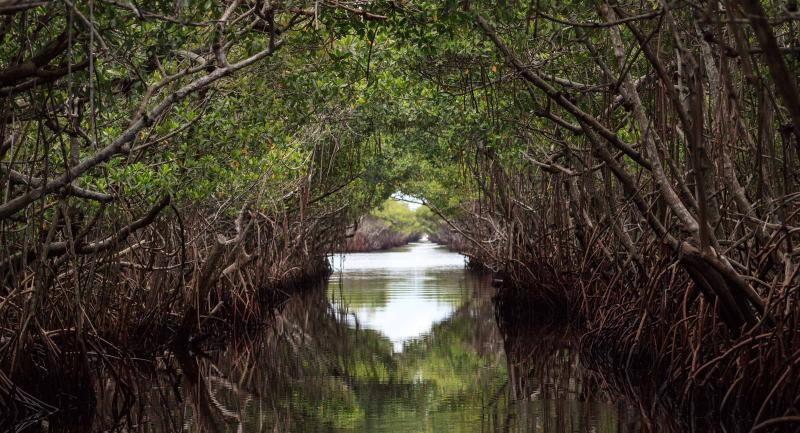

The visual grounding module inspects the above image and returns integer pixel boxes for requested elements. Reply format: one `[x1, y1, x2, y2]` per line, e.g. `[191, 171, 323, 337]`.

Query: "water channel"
[25, 241, 648, 433]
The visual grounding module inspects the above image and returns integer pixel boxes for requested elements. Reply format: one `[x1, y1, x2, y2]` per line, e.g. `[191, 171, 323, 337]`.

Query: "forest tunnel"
[1, 1, 799, 431]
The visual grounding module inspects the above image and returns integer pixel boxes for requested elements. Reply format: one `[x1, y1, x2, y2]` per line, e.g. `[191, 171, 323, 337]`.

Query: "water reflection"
[19, 241, 649, 433]
[329, 242, 469, 351]
[499, 309, 644, 433]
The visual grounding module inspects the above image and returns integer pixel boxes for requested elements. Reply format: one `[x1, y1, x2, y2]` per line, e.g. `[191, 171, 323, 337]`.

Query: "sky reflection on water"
[329, 242, 468, 352]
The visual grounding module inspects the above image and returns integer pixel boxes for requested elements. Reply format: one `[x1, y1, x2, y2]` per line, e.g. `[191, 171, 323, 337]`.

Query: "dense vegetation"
[340, 199, 433, 252]
[0, 0, 400, 368]
[1, 0, 799, 431]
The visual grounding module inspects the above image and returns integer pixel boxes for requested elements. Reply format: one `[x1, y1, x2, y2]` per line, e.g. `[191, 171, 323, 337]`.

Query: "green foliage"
[370, 199, 419, 234]
[368, 199, 444, 236]
[411, 206, 441, 235]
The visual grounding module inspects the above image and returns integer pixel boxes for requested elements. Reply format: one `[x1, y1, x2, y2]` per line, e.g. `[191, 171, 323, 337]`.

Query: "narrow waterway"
[322, 241, 641, 433]
[20, 241, 648, 433]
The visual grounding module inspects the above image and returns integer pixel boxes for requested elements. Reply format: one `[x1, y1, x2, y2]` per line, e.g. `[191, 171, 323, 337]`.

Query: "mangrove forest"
[1, 0, 799, 431]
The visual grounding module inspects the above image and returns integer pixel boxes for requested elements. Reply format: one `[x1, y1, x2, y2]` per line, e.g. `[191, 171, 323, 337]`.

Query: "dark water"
[19, 241, 649, 433]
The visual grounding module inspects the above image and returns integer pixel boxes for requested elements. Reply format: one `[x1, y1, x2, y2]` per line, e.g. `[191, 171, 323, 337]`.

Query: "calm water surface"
[26, 241, 646, 433]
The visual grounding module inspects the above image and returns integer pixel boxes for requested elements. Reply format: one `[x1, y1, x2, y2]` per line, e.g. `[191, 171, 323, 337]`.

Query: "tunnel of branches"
[1, 1, 799, 432]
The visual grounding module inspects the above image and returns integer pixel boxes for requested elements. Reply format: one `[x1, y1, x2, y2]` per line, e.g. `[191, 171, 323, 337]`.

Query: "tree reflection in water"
[20, 249, 657, 433]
